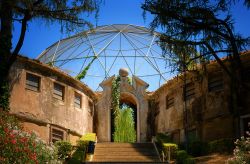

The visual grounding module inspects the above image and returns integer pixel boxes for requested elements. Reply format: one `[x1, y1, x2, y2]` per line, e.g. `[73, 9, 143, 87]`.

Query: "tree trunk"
[0, 0, 14, 110]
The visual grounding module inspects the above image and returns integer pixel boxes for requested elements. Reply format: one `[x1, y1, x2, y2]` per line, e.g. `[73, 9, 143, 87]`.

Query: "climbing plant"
[111, 76, 136, 142]
[114, 105, 136, 142]
[75, 56, 97, 80]
[111, 76, 121, 117]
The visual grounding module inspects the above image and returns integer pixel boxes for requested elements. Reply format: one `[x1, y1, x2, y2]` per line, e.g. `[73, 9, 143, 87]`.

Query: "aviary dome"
[37, 24, 174, 91]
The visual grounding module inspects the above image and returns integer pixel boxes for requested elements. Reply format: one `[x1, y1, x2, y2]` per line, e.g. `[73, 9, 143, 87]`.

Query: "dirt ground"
[193, 153, 232, 164]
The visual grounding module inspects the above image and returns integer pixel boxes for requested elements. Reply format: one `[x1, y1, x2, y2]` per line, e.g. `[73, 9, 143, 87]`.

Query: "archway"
[111, 92, 139, 142]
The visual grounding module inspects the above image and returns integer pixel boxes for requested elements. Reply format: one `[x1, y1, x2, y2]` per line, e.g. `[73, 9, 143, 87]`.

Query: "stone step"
[93, 156, 160, 162]
[95, 149, 157, 156]
[85, 162, 165, 164]
[92, 142, 161, 162]
[95, 142, 155, 148]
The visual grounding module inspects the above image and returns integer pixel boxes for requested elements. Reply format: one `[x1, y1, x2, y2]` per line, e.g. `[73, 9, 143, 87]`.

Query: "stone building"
[150, 52, 250, 143]
[9, 56, 96, 145]
[7, 51, 250, 144]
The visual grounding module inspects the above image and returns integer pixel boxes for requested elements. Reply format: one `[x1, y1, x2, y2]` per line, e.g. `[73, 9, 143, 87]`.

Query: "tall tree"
[0, 0, 100, 110]
[142, 0, 249, 138]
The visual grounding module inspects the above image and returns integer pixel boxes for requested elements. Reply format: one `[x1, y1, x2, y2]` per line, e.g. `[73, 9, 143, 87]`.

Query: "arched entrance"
[111, 92, 139, 142]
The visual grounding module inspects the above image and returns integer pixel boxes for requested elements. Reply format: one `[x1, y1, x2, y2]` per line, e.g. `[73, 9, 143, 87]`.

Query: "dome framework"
[38, 24, 175, 91]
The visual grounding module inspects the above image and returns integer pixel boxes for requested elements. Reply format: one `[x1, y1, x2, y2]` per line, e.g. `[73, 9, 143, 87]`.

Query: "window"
[26, 73, 40, 91]
[53, 83, 64, 100]
[208, 72, 223, 92]
[74, 92, 82, 108]
[184, 82, 195, 101]
[51, 127, 64, 143]
[166, 95, 174, 109]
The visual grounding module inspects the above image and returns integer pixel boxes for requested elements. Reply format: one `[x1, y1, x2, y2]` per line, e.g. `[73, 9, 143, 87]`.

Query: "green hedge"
[176, 150, 195, 164]
[208, 138, 234, 154]
[55, 141, 73, 160]
[80, 133, 96, 142]
[187, 141, 209, 157]
[68, 140, 89, 164]
[184, 138, 234, 157]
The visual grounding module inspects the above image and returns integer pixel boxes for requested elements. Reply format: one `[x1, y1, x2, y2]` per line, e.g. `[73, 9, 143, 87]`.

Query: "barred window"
[208, 72, 223, 92]
[74, 92, 82, 108]
[184, 82, 195, 101]
[51, 127, 64, 143]
[53, 83, 64, 100]
[166, 95, 174, 109]
[26, 73, 40, 92]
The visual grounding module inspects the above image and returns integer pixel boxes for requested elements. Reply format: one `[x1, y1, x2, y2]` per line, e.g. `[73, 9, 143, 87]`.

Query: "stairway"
[92, 142, 161, 163]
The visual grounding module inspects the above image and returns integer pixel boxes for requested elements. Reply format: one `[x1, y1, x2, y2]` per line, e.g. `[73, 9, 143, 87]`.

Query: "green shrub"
[80, 133, 96, 142]
[208, 138, 234, 154]
[70, 140, 89, 163]
[176, 150, 195, 164]
[185, 157, 196, 164]
[55, 141, 73, 160]
[187, 141, 209, 157]
[176, 150, 189, 164]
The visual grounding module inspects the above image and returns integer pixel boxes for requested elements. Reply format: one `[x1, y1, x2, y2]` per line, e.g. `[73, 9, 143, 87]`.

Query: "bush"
[187, 141, 209, 157]
[0, 111, 59, 164]
[208, 138, 234, 154]
[227, 136, 250, 164]
[69, 140, 89, 163]
[176, 150, 189, 163]
[185, 157, 196, 164]
[176, 150, 194, 164]
[80, 133, 96, 142]
[55, 140, 73, 160]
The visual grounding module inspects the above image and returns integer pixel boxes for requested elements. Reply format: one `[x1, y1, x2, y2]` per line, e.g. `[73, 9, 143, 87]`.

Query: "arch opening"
[111, 92, 138, 142]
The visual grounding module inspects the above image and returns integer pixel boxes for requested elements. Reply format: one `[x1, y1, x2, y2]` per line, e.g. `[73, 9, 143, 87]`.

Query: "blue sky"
[13, 0, 250, 59]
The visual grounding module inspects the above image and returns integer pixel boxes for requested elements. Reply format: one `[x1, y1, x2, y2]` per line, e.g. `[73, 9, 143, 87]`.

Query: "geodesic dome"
[37, 24, 174, 91]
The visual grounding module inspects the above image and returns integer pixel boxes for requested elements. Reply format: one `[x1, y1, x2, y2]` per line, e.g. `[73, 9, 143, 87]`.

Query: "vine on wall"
[75, 56, 97, 80]
[111, 76, 121, 118]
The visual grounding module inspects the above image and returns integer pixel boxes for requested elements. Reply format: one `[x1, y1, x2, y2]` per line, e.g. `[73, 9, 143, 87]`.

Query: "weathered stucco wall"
[9, 56, 96, 143]
[151, 52, 250, 142]
[21, 122, 49, 141]
[8, 52, 250, 144]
